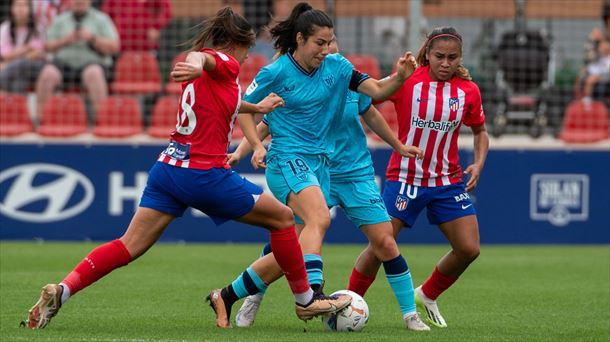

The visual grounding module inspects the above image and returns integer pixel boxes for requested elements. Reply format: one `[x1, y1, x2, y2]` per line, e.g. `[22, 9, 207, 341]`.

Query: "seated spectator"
[0, 0, 46, 93]
[35, 0, 119, 117]
[32, 0, 71, 37]
[101, 0, 171, 54]
[582, 39, 610, 107]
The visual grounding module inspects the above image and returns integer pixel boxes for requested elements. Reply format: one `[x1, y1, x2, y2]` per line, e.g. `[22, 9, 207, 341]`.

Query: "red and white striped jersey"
[385, 65, 485, 187]
[158, 48, 241, 170]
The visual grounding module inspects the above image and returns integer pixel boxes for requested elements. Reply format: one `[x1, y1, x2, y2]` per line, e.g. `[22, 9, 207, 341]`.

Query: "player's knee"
[371, 235, 399, 260]
[456, 244, 480, 263]
[276, 206, 296, 228]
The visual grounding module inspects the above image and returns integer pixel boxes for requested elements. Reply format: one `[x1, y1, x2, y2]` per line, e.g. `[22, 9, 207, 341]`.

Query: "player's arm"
[170, 51, 217, 82]
[227, 121, 270, 166]
[362, 106, 423, 159]
[356, 52, 416, 101]
[464, 124, 489, 192]
[238, 94, 283, 169]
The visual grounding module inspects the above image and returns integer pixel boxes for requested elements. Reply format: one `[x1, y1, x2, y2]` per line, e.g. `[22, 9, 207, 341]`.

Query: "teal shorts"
[266, 153, 330, 205]
[328, 178, 390, 228]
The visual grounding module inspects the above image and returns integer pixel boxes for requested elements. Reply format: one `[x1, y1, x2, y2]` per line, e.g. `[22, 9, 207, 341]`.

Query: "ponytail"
[188, 7, 255, 51]
[270, 2, 333, 54]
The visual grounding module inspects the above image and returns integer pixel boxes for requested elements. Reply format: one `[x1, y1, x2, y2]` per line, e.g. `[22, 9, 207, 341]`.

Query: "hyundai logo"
[0, 163, 94, 223]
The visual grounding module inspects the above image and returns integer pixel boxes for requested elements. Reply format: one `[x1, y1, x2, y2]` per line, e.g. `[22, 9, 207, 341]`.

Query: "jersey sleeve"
[463, 83, 485, 127]
[243, 66, 276, 104]
[357, 93, 373, 115]
[204, 49, 239, 81]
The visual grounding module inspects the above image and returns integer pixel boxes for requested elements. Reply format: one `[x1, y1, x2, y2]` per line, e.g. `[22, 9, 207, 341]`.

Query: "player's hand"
[398, 145, 423, 159]
[250, 146, 267, 169]
[464, 164, 482, 192]
[395, 52, 417, 80]
[256, 93, 285, 113]
[226, 152, 241, 166]
[171, 62, 202, 82]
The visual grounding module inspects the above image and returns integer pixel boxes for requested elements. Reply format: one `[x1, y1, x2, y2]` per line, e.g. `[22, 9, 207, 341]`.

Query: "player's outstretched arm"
[227, 122, 270, 166]
[362, 105, 423, 159]
[357, 52, 417, 101]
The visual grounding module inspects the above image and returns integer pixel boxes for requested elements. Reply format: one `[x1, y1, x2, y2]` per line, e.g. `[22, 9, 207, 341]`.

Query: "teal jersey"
[329, 91, 375, 181]
[244, 53, 366, 159]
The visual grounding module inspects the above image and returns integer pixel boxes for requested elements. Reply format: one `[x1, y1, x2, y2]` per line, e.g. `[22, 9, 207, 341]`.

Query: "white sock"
[294, 288, 314, 306]
[59, 283, 70, 305]
[403, 312, 418, 320]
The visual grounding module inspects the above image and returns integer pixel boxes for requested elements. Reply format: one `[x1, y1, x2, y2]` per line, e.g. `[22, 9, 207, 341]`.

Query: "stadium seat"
[148, 95, 179, 138]
[346, 54, 382, 79]
[559, 99, 609, 143]
[164, 52, 187, 95]
[93, 96, 143, 138]
[37, 95, 88, 137]
[239, 53, 268, 90]
[369, 102, 398, 142]
[111, 52, 162, 95]
[0, 93, 33, 136]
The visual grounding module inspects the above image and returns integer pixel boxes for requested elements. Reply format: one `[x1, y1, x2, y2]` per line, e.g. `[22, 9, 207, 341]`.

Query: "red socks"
[62, 239, 132, 295]
[421, 266, 458, 300]
[347, 267, 375, 297]
[269, 227, 310, 294]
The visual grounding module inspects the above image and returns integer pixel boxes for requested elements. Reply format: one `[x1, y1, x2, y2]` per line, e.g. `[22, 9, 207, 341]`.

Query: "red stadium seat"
[346, 54, 382, 79]
[239, 53, 268, 89]
[93, 96, 143, 137]
[0, 93, 33, 136]
[37, 95, 88, 137]
[148, 95, 179, 138]
[165, 52, 187, 95]
[111, 52, 162, 95]
[559, 99, 609, 143]
[369, 102, 398, 141]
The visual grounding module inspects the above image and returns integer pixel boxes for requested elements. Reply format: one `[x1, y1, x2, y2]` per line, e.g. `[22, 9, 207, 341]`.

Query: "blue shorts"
[382, 180, 476, 227]
[328, 178, 390, 228]
[139, 162, 263, 225]
[265, 153, 330, 205]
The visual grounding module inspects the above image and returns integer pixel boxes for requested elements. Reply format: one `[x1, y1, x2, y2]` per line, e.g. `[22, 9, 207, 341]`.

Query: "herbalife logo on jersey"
[530, 174, 589, 227]
[411, 117, 460, 132]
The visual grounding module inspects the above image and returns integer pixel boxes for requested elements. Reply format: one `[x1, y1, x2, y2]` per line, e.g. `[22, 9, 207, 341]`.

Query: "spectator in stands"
[581, 38, 610, 107]
[583, 1, 610, 66]
[35, 0, 119, 117]
[0, 0, 46, 93]
[101, 0, 172, 54]
[32, 0, 70, 37]
[577, 2, 610, 105]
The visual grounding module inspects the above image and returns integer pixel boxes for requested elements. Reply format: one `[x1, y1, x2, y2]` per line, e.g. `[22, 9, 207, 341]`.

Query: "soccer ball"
[321, 290, 369, 332]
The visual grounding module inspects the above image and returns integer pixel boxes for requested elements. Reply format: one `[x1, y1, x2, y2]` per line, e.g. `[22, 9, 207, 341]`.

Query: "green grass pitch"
[1, 242, 608, 341]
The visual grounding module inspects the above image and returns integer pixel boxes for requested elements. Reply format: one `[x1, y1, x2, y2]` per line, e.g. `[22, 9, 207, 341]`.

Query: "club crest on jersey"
[324, 75, 335, 87]
[395, 195, 409, 211]
[449, 97, 460, 111]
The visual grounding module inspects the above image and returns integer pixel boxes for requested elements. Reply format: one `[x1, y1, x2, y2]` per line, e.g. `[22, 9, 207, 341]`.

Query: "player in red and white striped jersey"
[347, 27, 490, 329]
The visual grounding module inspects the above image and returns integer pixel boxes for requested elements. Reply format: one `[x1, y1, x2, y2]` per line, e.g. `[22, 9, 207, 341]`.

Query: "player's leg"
[235, 223, 304, 327]
[348, 181, 424, 297]
[262, 154, 332, 292]
[24, 208, 175, 329]
[339, 179, 428, 331]
[23, 162, 185, 329]
[415, 183, 479, 328]
[205, 169, 349, 327]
